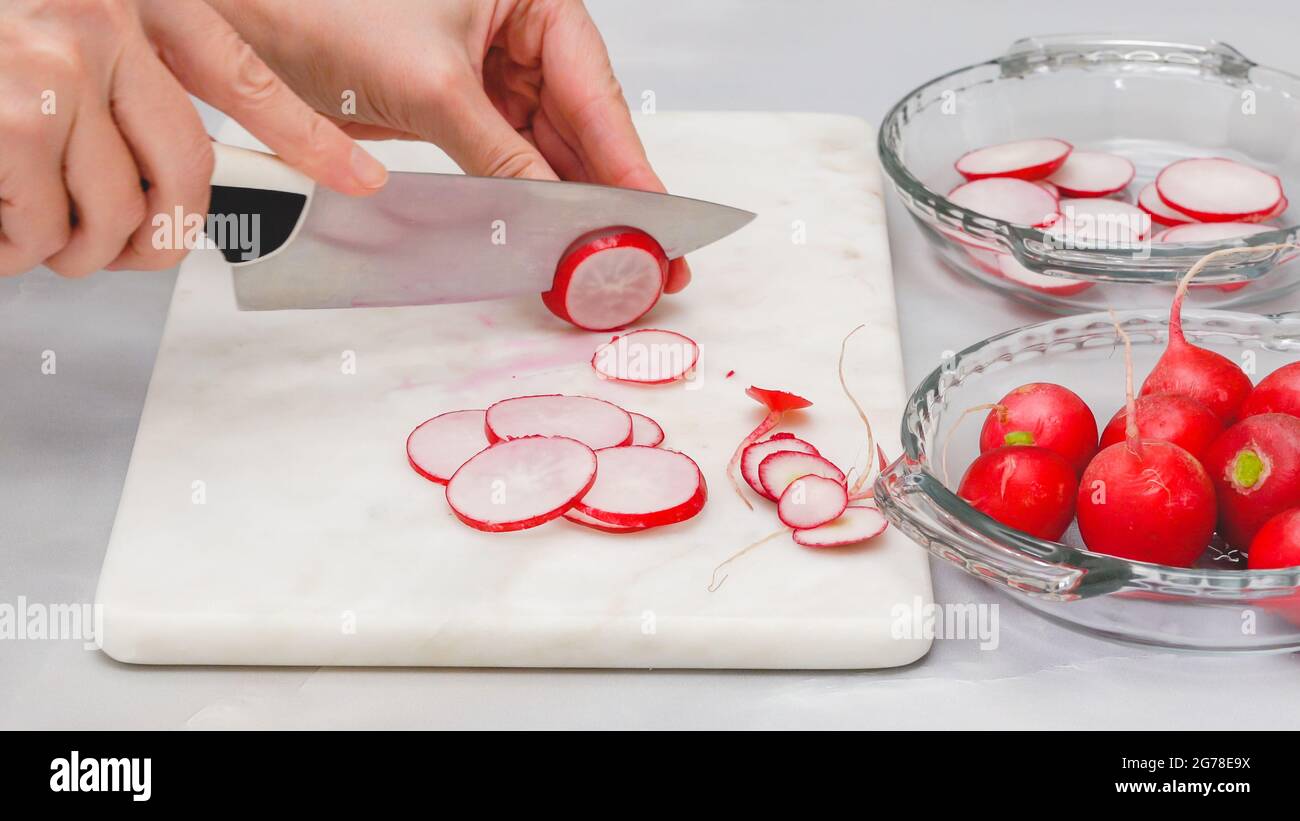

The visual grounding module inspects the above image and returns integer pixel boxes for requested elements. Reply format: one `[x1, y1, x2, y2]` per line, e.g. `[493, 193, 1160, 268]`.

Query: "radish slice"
[591, 329, 700, 384]
[541, 228, 668, 331]
[954, 138, 1072, 181]
[575, 446, 707, 528]
[777, 474, 849, 529]
[948, 178, 1060, 228]
[563, 508, 647, 534]
[1137, 182, 1195, 227]
[791, 505, 889, 548]
[1154, 221, 1272, 243]
[740, 435, 820, 499]
[1045, 151, 1135, 197]
[1156, 158, 1283, 223]
[406, 409, 489, 484]
[996, 254, 1093, 296]
[445, 436, 597, 532]
[757, 451, 846, 501]
[628, 412, 665, 447]
[486, 394, 632, 450]
[1037, 180, 1061, 198]
[1047, 197, 1151, 246]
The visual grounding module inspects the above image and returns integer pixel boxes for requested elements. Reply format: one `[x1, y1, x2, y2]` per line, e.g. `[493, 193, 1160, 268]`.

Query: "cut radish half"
[541, 227, 669, 331]
[1154, 221, 1272, 244]
[563, 507, 647, 534]
[777, 474, 849, 529]
[1137, 182, 1194, 227]
[996, 254, 1094, 297]
[757, 451, 846, 501]
[1045, 151, 1135, 197]
[1047, 197, 1151, 246]
[485, 394, 632, 450]
[591, 328, 699, 384]
[575, 446, 707, 528]
[445, 436, 597, 532]
[628, 411, 665, 447]
[791, 505, 889, 548]
[740, 435, 820, 499]
[406, 409, 489, 484]
[954, 138, 1072, 181]
[948, 178, 1060, 228]
[1156, 158, 1283, 223]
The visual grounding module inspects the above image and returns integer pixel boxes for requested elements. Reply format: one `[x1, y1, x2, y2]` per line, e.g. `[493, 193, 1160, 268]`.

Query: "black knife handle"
[206, 143, 315, 266]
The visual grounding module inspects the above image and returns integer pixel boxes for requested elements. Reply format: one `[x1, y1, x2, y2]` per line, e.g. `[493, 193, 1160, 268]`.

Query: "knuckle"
[480, 146, 540, 179]
[222, 33, 281, 106]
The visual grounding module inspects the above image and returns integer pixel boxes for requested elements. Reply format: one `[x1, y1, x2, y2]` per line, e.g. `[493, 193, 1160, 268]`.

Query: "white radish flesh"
[948, 178, 1060, 228]
[591, 329, 700, 384]
[1154, 221, 1272, 244]
[1156, 158, 1283, 223]
[485, 394, 632, 450]
[740, 435, 820, 499]
[406, 409, 489, 484]
[1137, 182, 1194, 227]
[541, 228, 668, 331]
[445, 436, 597, 532]
[628, 411, 665, 447]
[996, 254, 1094, 296]
[575, 446, 707, 528]
[791, 505, 889, 548]
[758, 451, 846, 501]
[777, 474, 849, 529]
[954, 138, 1072, 181]
[1047, 197, 1151, 245]
[1045, 151, 1135, 197]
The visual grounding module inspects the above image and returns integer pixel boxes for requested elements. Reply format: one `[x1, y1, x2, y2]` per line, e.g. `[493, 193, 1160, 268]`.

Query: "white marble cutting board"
[94, 112, 932, 669]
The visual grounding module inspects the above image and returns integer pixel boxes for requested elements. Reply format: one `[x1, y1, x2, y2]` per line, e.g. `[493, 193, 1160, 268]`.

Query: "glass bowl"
[878, 34, 1300, 313]
[873, 309, 1300, 652]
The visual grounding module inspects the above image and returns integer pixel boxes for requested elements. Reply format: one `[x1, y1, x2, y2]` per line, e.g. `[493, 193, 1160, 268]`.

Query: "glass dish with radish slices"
[878, 35, 1300, 312]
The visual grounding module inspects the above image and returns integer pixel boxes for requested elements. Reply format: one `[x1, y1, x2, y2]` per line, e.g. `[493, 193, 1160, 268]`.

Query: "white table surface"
[4, 0, 1300, 729]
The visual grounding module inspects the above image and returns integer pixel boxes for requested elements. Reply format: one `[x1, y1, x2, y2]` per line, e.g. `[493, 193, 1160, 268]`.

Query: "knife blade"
[203, 144, 755, 310]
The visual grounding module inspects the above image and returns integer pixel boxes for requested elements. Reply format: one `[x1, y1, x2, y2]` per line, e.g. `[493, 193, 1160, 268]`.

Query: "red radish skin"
[1045, 151, 1135, 198]
[1099, 393, 1222, 461]
[575, 446, 707, 528]
[1248, 507, 1300, 569]
[1137, 182, 1194, 227]
[996, 255, 1094, 297]
[628, 411, 665, 447]
[1240, 362, 1300, 420]
[758, 450, 846, 502]
[485, 394, 633, 450]
[777, 474, 849, 530]
[591, 329, 700, 384]
[740, 435, 820, 499]
[1204, 413, 1300, 551]
[563, 508, 648, 534]
[727, 386, 813, 508]
[954, 138, 1072, 181]
[957, 445, 1078, 540]
[791, 505, 889, 548]
[978, 383, 1098, 475]
[948, 178, 1061, 228]
[406, 409, 488, 484]
[541, 228, 668, 331]
[445, 436, 597, 533]
[1156, 158, 1283, 223]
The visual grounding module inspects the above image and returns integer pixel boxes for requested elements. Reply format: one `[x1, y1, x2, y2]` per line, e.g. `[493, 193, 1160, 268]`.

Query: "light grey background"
[3, 0, 1299, 729]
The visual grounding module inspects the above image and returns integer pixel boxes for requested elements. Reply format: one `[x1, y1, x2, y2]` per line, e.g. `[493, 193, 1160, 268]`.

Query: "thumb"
[416, 89, 557, 181]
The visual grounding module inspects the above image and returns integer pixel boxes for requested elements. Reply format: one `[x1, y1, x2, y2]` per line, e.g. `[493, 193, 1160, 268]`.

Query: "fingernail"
[350, 145, 388, 189]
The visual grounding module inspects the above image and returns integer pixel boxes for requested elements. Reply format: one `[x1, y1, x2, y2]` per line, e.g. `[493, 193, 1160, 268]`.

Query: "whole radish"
[978, 382, 1098, 475]
[1076, 317, 1217, 567]
[1098, 393, 1222, 461]
[1203, 413, 1300, 551]
[1240, 362, 1300, 420]
[1248, 507, 1300, 570]
[957, 445, 1077, 541]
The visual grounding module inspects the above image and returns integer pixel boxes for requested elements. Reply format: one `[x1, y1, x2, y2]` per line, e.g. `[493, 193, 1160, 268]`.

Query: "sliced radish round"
[591, 328, 699, 384]
[948, 178, 1060, 228]
[1137, 182, 1194, 227]
[1154, 221, 1272, 243]
[485, 394, 632, 450]
[563, 507, 647, 534]
[575, 446, 707, 528]
[954, 138, 1072, 181]
[445, 436, 597, 532]
[1156, 158, 1283, 223]
[791, 505, 889, 548]
[628, 411, 665, 447]
[777, 474, 849, 529]
[1261, 195, 1290, 222]
[740, 435, 820, 499]
[996, 254, 1093, 296]
[1036, 180, 1061, 198]
[541, 228, 668, 331]
[1047, 197, 1151, 245]
[1045, 151, 1135, 198]
[406, 409, 489, 484]
[758, 451, 845, 501]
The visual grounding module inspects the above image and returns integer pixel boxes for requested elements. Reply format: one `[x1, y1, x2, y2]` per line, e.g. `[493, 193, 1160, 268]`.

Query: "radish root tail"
[839, 325, 880, 496]
[940, 403, 1003, 487]
[1172, 244, 1300, 341]
[707, 528, 787, 593]
[1108, 308, 1140, 455]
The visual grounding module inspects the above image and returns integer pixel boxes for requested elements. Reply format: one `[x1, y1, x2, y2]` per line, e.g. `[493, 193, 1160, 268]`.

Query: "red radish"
[406, 409, 488, 484]
[485, 394, 632, 450]
[628, 411, 665, 447]
[1156, 158, 1283, 223]
[591, 329, 700, 384]
[541, 228, 668, 331]
[948, 178, 1060, 228]
[1098, 393, 1222, 461]
[954, 138, 1072, 181]
[1154, 221, 1271, 244]
[996, 254, 1094, 297]
[1045, 151, 1135, 198]
[791, 505, 889, 548]
[727, 386, 813, 508]
[1247, 507, 1300, 569]
[978, 382, 1098, 475]
[958, 446, 1078, 540]
[758, 450, 845, 501]
[1048, 198, 1151, 245]
[1075, 317, 1217, 567]
[1137, 182, 1194, 227]
[563, 508, 647, 534]
[740, 435, 820, 499]
[1139, 249, 1255, 423]
[1203, 413, 1300, 551]
[445, 436, 597, 532]
[574, 446, 707, 528]
[1241, 362, 1300, 420]
[1262, 195, 1290, 222]
[777, 474, 849, 529]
